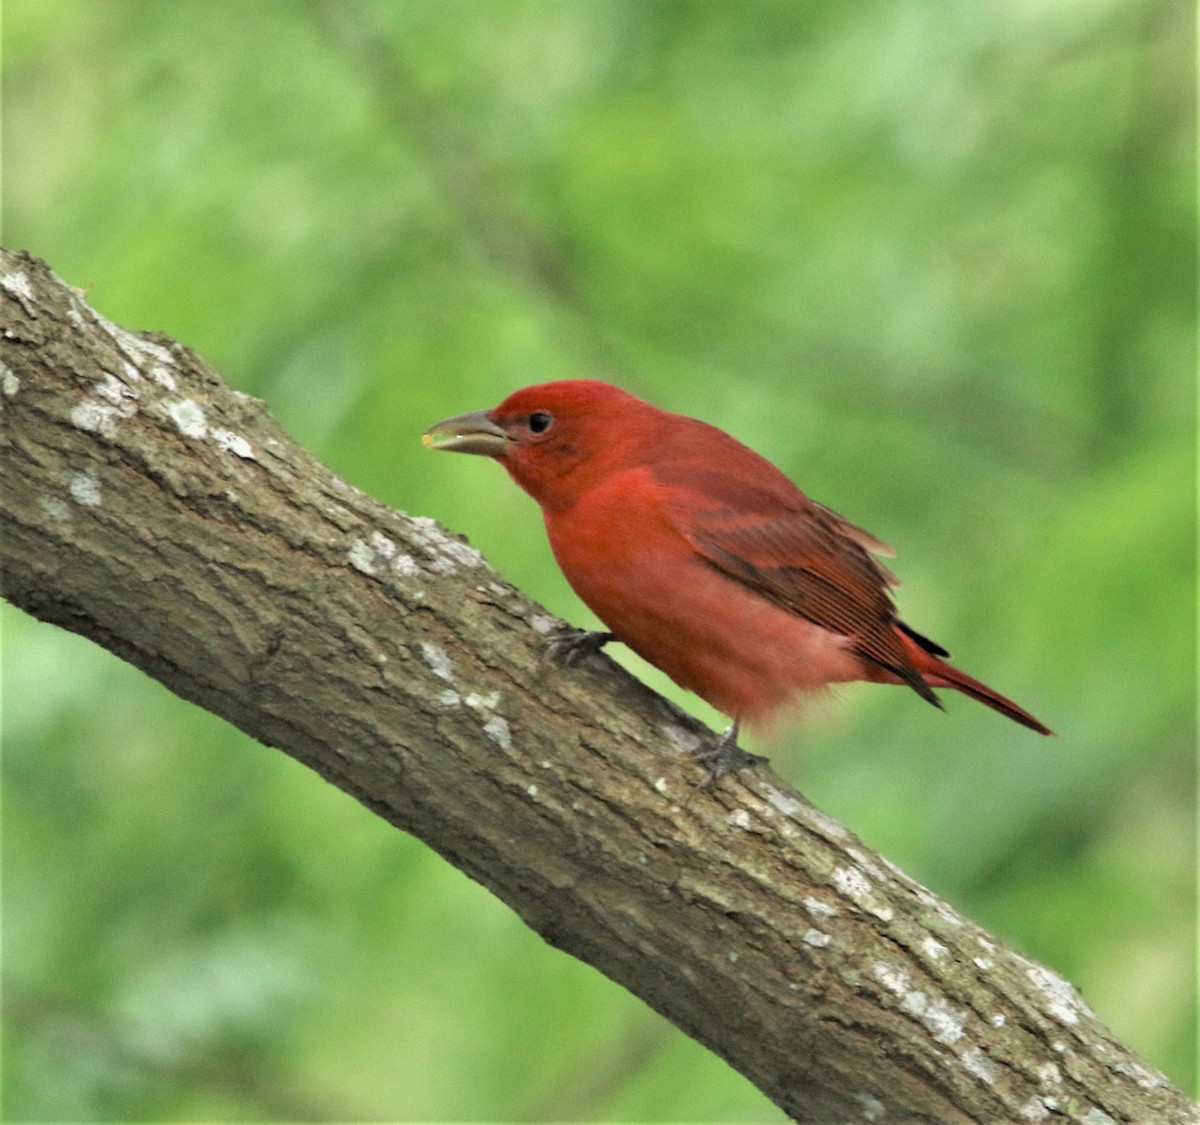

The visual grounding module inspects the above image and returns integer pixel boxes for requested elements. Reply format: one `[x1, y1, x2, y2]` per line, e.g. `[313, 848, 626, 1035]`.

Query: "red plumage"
[424, 380, 1051, 737]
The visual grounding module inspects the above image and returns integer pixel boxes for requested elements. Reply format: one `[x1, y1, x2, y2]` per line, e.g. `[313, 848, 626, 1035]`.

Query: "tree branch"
[1, 247, 1192, 1124]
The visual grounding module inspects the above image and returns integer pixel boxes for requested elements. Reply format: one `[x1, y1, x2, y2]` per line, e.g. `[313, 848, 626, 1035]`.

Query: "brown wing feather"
[654, 463, 940, 704]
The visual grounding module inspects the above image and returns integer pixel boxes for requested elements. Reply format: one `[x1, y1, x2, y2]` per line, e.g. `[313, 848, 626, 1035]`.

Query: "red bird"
[424, 380, 1051, 774]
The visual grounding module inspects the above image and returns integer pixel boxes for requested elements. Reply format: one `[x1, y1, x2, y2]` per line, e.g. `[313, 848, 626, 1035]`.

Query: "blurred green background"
[3, 1, 1194, 1120]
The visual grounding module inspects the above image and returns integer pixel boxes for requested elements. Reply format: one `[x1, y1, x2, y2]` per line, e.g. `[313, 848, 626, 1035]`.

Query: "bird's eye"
[528, 411, 554, 435]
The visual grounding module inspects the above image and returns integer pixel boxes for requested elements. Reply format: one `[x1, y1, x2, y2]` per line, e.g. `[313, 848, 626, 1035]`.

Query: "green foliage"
[4, 0, 1193, 1118]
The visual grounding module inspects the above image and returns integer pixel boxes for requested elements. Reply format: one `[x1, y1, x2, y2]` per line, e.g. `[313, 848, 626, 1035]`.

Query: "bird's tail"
[900, 631, 1053, 736]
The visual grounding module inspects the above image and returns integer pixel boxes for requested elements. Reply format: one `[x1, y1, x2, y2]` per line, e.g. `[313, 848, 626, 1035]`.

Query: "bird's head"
[423, 380, 658, 508]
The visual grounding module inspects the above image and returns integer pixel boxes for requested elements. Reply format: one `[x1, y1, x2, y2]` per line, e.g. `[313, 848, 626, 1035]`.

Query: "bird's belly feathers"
[544, 488, 862, 727]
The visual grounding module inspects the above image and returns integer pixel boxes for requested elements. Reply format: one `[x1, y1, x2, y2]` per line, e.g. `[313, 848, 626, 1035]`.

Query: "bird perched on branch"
[424, 380, 1051, 778]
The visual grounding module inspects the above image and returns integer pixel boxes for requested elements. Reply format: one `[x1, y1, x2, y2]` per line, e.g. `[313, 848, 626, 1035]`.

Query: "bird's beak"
[422, 409, 513, 457]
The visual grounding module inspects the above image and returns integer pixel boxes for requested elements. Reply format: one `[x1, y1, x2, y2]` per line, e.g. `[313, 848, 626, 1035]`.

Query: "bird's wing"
[654, 464, 944, 702]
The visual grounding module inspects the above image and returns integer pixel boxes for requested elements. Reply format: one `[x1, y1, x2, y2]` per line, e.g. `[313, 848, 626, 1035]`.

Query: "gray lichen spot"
[166, 398, 207, 439]
[803, 895, 838, 919]
[38, 496, 71, 522]
[392, 554, 420, 578]
[2, 366, 18, 396]
[795, 799, 849, 840]
[348, 538, 380, 575]
[846, 847, 889, 884]
[1, 269, 34, 301]
[872, 960, 909, 996]
[94, 373, 137, 407]
[960, 1046, 997, 1085]
[920, 937, 948, 961]
[1018, 1096, 1052, 1122]
[853, 1092, 886, 1122]
[1113, 1060, 1167, 1090]
[213, 427, 255, 459]
[833, 865, 872, 902]
[919, 996, 967, 1045]
[149, 363, 177, 390]
[761, 783, 805, 818]
[934, 902, 966, 928]
[1079, 1110, 1117, 1125]
[69, 470, 101, 507]
[94, 310, 175, 372]
[1026, 964, 1088, 1026]
[348, 532, 406, 579]
[408, 515, 486, 572]
[1035, 1062, 1062, 1086]
[727, 808, 751, 830]
[873, 961, 968, 1046]
[482, 715, 511, 749]
[70, 400, 123, 438]
[898, 990, 967, 1045]
[802, 928, 830, 949]
[659, 724, 701, 755]
[420, 641, 455, 682]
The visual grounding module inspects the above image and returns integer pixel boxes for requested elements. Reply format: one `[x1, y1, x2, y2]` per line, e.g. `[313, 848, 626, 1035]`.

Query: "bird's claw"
[691, 724, 766, 787]
[544, 628, 616, 666]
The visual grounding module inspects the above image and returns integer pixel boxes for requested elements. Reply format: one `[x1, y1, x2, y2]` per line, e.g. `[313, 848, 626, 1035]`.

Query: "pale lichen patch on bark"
[793, 798, 849, 841]
[1024, 962, 1091, 1026]
[481, 715, 512, 749]
[832, 864, 874, 903]
[419, 641, 455, 682]
[348, 531, 420, 582]
[408, 515, 486, 573]
[212, 427, 255, 459]
[872, 959, 910, 996]
[803, 895, 838, 919]
[69, 469, 101, 507]
[659, 724, 701, 755]
[833, 864, 894, 921]
[854, 1091, 886, 1121]
[1, 269, 34, 303]
[1036, 1062, 1062, 1086]
[148, 364, 177, 390]
[1019, 1093, 1053, 1121]
[921, 936, 948, 960]
[165, 398, 208, 439]
[900, 990, 967, 1045]
[38, 496, 71, 521]
[960, 1045, 997, 1085]
[71, 375, 139, 439]
[846, 847, 890, 884]
[760, 784, 804, 818]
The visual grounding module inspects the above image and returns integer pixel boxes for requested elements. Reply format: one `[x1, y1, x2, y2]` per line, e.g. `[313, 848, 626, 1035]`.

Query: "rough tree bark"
[1, 248, 1194, 1125]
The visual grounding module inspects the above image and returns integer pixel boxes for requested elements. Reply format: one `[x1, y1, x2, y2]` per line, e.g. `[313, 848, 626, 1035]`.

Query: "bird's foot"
[692, 723, 767, 787]
[544, 628, 616, 665]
